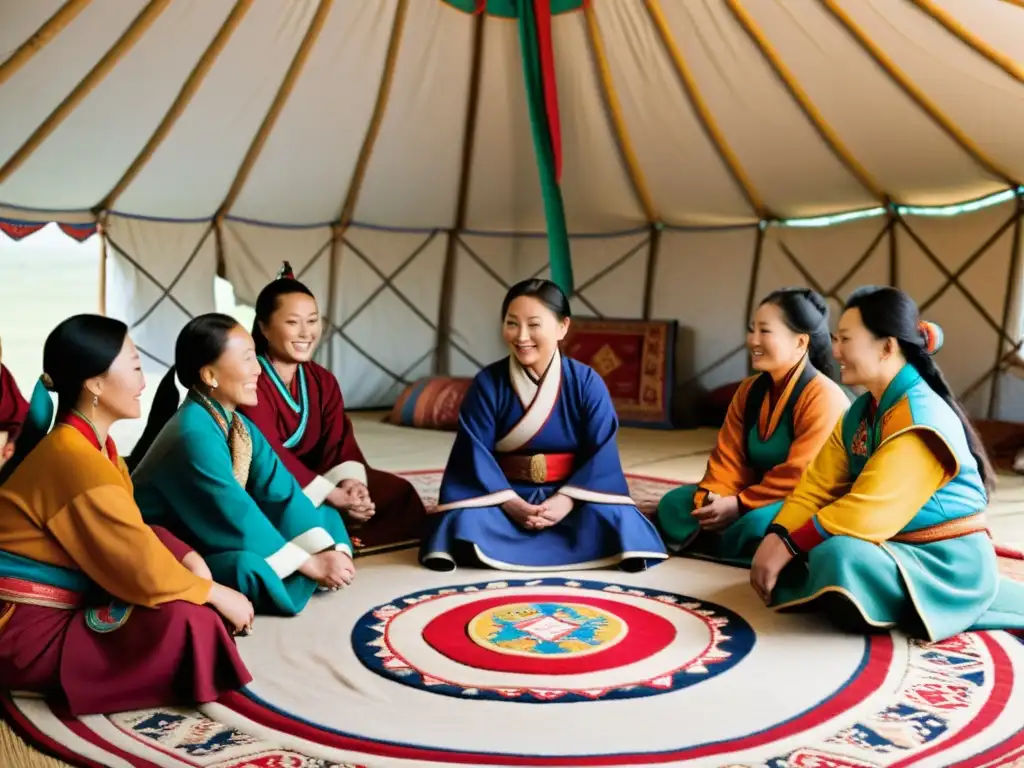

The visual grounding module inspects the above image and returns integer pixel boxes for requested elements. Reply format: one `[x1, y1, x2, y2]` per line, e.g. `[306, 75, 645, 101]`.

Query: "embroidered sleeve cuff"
[303, 461, 368, 506]
[290, 527, 338, 554]
[264, 541, 312, 579]
[558, 485, 634, 506]
[334, 542, 352, 557]
[787, 517, 830, 553]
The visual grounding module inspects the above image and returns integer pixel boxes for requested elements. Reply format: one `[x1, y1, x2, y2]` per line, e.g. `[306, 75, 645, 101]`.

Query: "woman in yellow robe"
[751, 287, 1024, 640]
[656, 288, 850, 566]
[0, 315, 254, 714]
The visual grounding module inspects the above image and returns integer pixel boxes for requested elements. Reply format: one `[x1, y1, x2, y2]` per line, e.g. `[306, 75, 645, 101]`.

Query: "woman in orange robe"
[0, 315, 253, 714]
[656, 288, 850, 566]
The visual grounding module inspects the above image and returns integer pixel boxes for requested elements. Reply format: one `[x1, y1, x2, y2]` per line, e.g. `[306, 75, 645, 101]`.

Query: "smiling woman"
[420, 278, 667, 573]
[755, 286, 1024, 641]
[655, 288, 851, 567]
[0, 315, 252, 715]
[237, 262, 428, 553]
[127, 313, 357, 616]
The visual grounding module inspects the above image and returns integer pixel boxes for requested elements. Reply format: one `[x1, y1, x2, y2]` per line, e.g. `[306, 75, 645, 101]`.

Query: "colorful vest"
[741, 362, 818, 477]
[841, 364, 986, 532]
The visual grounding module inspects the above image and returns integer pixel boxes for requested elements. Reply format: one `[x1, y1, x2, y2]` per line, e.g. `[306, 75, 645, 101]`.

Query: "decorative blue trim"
[0, 549, 91, 592]
[351, 577, 756, 704]
[258, 356, 308, 449]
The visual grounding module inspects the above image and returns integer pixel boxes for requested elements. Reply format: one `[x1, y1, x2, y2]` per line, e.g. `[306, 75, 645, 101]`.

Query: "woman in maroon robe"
[238, 263, 427, 552]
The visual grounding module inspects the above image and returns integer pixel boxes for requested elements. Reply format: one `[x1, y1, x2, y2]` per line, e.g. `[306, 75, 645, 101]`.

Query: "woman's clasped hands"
[502, 492, 574, 530]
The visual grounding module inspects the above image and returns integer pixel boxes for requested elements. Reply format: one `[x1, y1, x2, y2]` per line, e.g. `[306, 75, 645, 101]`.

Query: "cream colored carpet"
[4, 412, 1024, 766]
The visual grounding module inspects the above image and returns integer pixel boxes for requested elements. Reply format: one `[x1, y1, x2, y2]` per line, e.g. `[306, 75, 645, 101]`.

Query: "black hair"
[844, 285, 995, 495]
[500, 278, 572, 321]
[128, 312, 241, 470]
[251, 262, 316, 356]
[43, 314, 129, 415]
[7, 315, 129, 474]
[759, 287, 838, 381]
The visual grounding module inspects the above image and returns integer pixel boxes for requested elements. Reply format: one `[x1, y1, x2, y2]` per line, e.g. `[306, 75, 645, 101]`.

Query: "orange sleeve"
[694, 377, 758, 508]
[47, 485, 211, 608]
[116, 457, 134, 492]
[738, 376, 850, 509]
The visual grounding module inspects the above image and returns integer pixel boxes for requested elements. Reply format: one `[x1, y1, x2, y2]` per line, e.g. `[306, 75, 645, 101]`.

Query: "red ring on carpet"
[223, 636, 896, 766]
[421, 594, 677, 674]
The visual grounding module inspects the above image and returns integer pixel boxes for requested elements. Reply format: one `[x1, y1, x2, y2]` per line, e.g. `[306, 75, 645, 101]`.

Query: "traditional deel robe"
[0, 412, 250, 715]
[769, 364, 1024, 641]
[132, 392, 353, 616]
[420, 350, 668, 572]
[656, 357, 850, 567]
[240, 358, 427, 553]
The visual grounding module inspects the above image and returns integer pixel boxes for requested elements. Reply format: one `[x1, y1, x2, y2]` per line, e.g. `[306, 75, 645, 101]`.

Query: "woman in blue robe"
[130, 314, 356, 616]
[420, 279, 668, 572]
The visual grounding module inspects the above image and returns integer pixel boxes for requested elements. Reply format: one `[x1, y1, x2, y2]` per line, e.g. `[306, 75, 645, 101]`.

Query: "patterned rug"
[4, 473, 1024, 768]
[561, 318, 677, 428]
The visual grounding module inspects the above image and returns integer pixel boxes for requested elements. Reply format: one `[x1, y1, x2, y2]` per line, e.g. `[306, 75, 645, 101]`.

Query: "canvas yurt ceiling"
[2, 0, 1024, 418]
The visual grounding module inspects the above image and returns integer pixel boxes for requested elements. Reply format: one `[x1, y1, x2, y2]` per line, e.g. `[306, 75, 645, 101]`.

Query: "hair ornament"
[39, 373, 54, 391]
[277, 261, 296, 280]
[919, 320, 944, 356]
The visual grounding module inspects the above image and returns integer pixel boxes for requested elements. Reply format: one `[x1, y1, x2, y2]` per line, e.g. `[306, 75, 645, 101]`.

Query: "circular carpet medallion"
[350, 578, 755, 701]
[191, 553, 1024, 767]
[6, 487, 1024, 768]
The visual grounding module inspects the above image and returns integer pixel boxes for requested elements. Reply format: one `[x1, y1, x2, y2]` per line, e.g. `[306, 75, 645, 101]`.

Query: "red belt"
[497, 452, 575, 484]
[0, 576, 83, 610]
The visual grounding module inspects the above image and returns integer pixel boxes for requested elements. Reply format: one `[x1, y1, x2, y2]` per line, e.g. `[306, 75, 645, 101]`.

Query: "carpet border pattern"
[3, 471, 1024, 768]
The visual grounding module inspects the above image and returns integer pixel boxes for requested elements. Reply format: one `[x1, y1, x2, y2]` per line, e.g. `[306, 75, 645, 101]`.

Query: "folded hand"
[692, 492, 740, 532]
[501, 495, 548, 530]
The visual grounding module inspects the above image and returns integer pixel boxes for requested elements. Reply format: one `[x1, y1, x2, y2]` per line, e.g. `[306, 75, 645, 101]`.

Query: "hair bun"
[919, 320, 944, 355]
[277, 261, 295, 280]
[804, 289, 828, 316]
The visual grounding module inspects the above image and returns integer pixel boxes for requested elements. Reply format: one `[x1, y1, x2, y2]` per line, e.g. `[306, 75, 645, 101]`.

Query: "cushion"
[387, 377, 473, 431]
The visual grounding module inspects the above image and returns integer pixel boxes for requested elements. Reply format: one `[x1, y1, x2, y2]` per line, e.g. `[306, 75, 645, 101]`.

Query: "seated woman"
[0, 315, 252, 715]
[656, 288, 850, 566]
[239, 263, 427, 552]
[751, 286, 1024, 641]
[130, 313, 356, 616]
[420, 278, 667, 572]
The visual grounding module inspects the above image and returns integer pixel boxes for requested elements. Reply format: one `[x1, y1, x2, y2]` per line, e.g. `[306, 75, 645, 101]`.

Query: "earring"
[210, 380, 219, 389]
[92, 394, 98, 407]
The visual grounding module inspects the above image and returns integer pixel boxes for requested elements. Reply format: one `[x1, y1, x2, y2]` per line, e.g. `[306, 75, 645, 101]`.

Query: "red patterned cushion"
[388, 377, 473, 431]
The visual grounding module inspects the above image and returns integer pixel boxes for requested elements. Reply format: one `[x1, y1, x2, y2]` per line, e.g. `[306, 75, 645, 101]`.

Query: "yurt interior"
[2, 1, 1024, 766]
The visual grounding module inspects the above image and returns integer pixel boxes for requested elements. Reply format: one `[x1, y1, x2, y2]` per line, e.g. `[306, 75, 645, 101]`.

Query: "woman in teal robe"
[130, 314, 356, 616]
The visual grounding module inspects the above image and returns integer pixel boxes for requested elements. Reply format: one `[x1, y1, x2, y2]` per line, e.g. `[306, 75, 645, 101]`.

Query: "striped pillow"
[387, 377, 474, 431]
